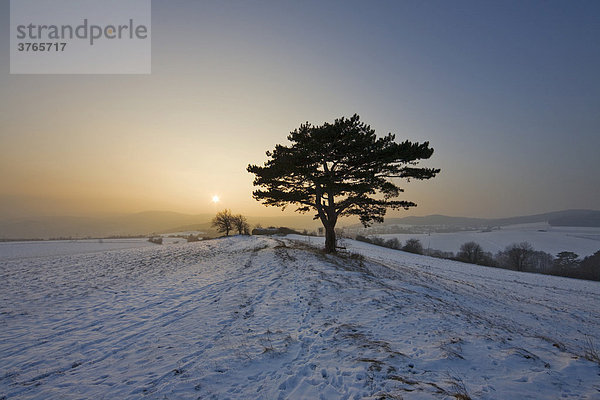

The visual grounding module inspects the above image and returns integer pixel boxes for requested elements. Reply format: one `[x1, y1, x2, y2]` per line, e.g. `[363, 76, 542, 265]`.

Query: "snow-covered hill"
[1, 236, 599, 399]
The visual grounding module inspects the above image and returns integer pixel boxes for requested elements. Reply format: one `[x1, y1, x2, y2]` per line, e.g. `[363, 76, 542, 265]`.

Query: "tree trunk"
[324, 223, 336, 253]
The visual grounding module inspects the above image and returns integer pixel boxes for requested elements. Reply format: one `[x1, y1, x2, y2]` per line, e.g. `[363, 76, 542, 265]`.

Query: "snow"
[373, 223, 600, 257]
[1, 235, 599, 399]
[0, 239, 154, 262]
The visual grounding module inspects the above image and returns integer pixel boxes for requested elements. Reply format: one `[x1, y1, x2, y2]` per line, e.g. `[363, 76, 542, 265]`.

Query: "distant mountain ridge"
[375, 209, 600, 228]
[1, 209, 598, 240]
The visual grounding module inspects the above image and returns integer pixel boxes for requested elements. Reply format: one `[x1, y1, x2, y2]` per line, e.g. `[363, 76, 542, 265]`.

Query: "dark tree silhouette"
[579, 251, 600, 281]
[384, 237, 402, 250]
[212, 209, 234, 236]
[402, 238, 424, 254]
[498, 242, 534, 271]
[457, 241, 485, 264]
[555, 251, 579, 268]
[232, 214, 250, 235]
[247, 114, 439, 253]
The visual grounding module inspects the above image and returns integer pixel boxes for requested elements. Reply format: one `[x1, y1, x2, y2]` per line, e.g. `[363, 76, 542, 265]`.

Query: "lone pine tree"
[247, 114, 439, 253]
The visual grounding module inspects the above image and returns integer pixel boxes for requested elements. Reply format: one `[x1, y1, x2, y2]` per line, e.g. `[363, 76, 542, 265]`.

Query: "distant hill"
[1, 209, 598, 240]
[0, 211, 213, 240]
[351, 209, 600, 229]
[547, 210, 600, 227]
[381, 215, 487, 227]
[0, 211, 321, 240]
[492, 210, 600, 227]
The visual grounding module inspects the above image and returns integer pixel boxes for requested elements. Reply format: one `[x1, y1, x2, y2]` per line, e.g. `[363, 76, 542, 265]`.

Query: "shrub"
[402, 238, 423, 254]
[384, 238, 401, 250]
[355, 235, 401, 250]
[457, 241, 484, 264]
[187, 234, 200, 242]
[355, 234, 372, 244]
[148, 236, 163, 245]
[371, 237, 385, 246]
[427, 249, 455, 259]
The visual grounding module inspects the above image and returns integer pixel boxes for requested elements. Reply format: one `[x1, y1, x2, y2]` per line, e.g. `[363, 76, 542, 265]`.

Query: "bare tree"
[232, 214, 250, 235]
[403, 238, 423, 254]
[457, 241, 485, 264]
[212, 209, 234, 236]
[497, 242, 534, 271]
[530, 250, 554, 273]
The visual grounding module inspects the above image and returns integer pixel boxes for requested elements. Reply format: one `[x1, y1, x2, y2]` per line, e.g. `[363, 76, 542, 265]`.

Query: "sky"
[1, 0, 599, 221]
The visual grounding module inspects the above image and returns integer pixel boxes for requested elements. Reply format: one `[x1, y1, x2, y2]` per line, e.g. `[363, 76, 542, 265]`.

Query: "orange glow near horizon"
[0, 2, 598, 222]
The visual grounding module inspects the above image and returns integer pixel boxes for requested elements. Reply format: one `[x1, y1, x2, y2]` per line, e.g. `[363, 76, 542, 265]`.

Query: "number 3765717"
[17, 42, 67, 51]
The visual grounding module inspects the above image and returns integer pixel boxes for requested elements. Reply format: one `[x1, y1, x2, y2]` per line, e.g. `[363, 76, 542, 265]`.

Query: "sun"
[212, 195, 220, 203]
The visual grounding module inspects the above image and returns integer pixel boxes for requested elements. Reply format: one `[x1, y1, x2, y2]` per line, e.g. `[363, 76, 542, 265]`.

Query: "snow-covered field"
[0, 239, 155, 261]
[1, 236, 599, 399]
[374, 223, 600, 257]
